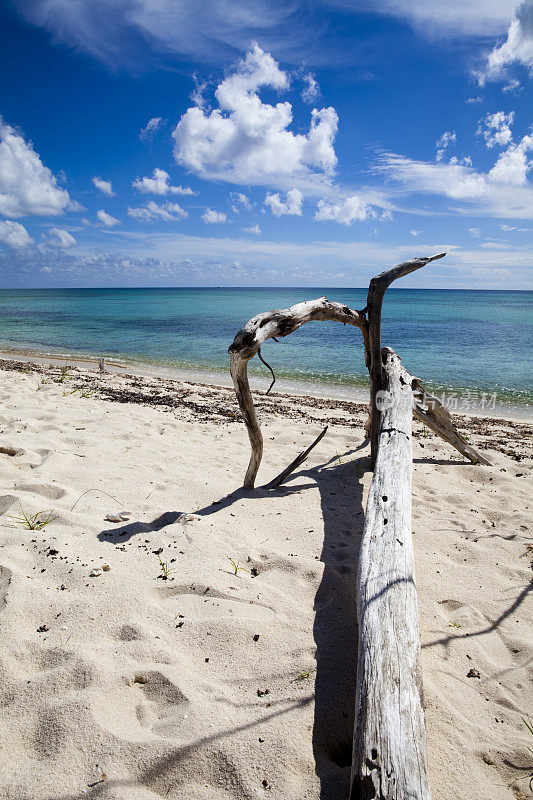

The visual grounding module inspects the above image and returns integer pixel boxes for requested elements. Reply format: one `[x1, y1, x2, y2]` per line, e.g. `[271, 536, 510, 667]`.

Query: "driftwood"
[227, 255, 492, 800]
[366, 252, 445, 467]
[350, 347, 429, 799]
[228, 254, 488, 488]
[228, 297, 368, 489]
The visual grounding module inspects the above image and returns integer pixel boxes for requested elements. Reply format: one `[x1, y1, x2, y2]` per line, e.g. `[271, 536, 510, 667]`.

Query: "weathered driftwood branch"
[350, 347, 430, 800]
[366, 252, 446, 468]
[412, 380, 491, 465]
[266, 425, 328, 489]
[228, 253, 489, 488]
[228, 297, 368, 489]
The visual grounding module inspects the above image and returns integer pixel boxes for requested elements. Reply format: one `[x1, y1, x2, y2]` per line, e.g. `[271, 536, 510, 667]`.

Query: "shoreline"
[1, 348, 531, 423]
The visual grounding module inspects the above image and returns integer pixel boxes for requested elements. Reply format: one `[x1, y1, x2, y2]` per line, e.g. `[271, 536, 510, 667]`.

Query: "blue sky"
[0, 0, 532, 288]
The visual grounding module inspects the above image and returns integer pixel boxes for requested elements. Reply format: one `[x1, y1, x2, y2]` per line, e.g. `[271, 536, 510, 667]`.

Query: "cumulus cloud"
[132, 168, 195, 196]
[264, 189, 303, 216]
[48, 227, 76, 247]
[0, 119, 71, 218]
[315, 194, 375, 224]
[128, 200, 188, 222]
[231, 192, 252, 211]
[243, 224, 261, 234]
[488, 133, 533, 184]
[97, 209, 120, 226]
[479, 111, 515, 147]
[173, 44, 338, 191]
[0, 219, 33, 248]
[486, 0, 533, 78]
[436, 130, 456, 161]
[139, 116, 166, 141]
[92, 176, 115, 196]
[202, 208, 227, 223]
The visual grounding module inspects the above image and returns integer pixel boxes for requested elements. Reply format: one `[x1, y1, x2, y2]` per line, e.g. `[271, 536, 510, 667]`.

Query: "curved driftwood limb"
[265, 425, 328, 489]
[229, 297, 368, 488]
[412, 379, 491, 465]
[367, 252, 446, 468]
[351, 347, 430, 800]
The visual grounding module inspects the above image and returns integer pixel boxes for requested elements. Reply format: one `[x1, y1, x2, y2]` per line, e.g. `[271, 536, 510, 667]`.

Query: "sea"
[1, 287, 532, 417]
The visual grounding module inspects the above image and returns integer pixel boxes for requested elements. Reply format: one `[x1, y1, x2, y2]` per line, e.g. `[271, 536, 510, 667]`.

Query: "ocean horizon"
[1, 286, 532, 415]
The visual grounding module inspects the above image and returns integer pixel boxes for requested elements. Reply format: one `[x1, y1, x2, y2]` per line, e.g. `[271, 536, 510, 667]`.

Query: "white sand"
[0, 360, 531, 800]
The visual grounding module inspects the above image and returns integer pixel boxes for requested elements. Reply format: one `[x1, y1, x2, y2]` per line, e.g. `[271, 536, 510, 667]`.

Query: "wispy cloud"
[128, 200, 188, 222]
[92, 176, 115, 196]
[97, 209, 120, 227]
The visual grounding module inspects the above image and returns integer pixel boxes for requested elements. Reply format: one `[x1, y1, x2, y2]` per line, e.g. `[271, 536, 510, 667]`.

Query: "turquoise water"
[0, 287, 531, 410]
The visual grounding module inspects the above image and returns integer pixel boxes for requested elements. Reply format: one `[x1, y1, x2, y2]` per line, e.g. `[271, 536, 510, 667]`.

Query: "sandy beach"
[0, 358, 531, 800]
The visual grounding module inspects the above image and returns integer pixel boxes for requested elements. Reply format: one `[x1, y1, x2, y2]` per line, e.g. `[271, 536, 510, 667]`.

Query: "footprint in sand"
[0, 495, 17, 515]
[16, 483, 66, 500]
[130, 670, 190, 738]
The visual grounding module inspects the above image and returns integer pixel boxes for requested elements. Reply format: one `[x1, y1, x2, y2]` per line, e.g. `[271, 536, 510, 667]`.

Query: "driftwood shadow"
[275, 454, 367, 799]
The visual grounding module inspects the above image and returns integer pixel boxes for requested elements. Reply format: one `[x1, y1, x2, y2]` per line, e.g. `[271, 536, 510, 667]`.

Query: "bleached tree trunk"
[350, 347, 430, 800]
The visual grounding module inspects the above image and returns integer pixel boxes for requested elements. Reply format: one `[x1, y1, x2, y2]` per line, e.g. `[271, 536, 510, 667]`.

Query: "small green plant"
[509, 716, 533, 792]
[63, 386, 93, 398]
[293, 667, 316, 682]
[336, 451, 343, 465]
[422, 425, 429, 439]
[54, 364, 70, 384]
[354, 458, 365, 478]
[36, 376, 49, 391]
[228, 557, 247, 575]
[9, 508, 57, 531]
[447, 621, 461, 628]
[158, 556, 177, 580]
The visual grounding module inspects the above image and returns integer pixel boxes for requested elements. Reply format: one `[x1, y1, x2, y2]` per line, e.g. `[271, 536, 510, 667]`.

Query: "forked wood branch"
[350, 347, 430, 800]
[228, 297, 368, 488]
[366, 252, 446, 467]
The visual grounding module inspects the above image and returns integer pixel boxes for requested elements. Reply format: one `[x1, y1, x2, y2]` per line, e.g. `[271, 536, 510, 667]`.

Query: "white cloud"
[173, 44, 338, 192]
[315, 194, 375, 224]
[0, 119, 71, 218]
[436, 130, 456, 161]
[48, 227, 76, 247]
[97, 209, 120, 227]
[409, 229, 422, 236]
[486, 0, 533, 78]
[128, 200, 188, 222]
[488, 133, 533, 184]
[231, 192, 252, 211]
[202, 208, 227, 223]
[301, 73, 320, 103]
[468, 227, 481, 236]
[243, 224, 261, 234]
[132, 168, 195, 196]
[139, 117, 166, 141]
[264, 188, 303, 216]
[0, 220, 33, 248]
[92, 176, 115, 196]
[365, 0, 517, 38]
[480, 111, 515, 147]
[374, 147, 533, 218]
[465, 96, 483, 104]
